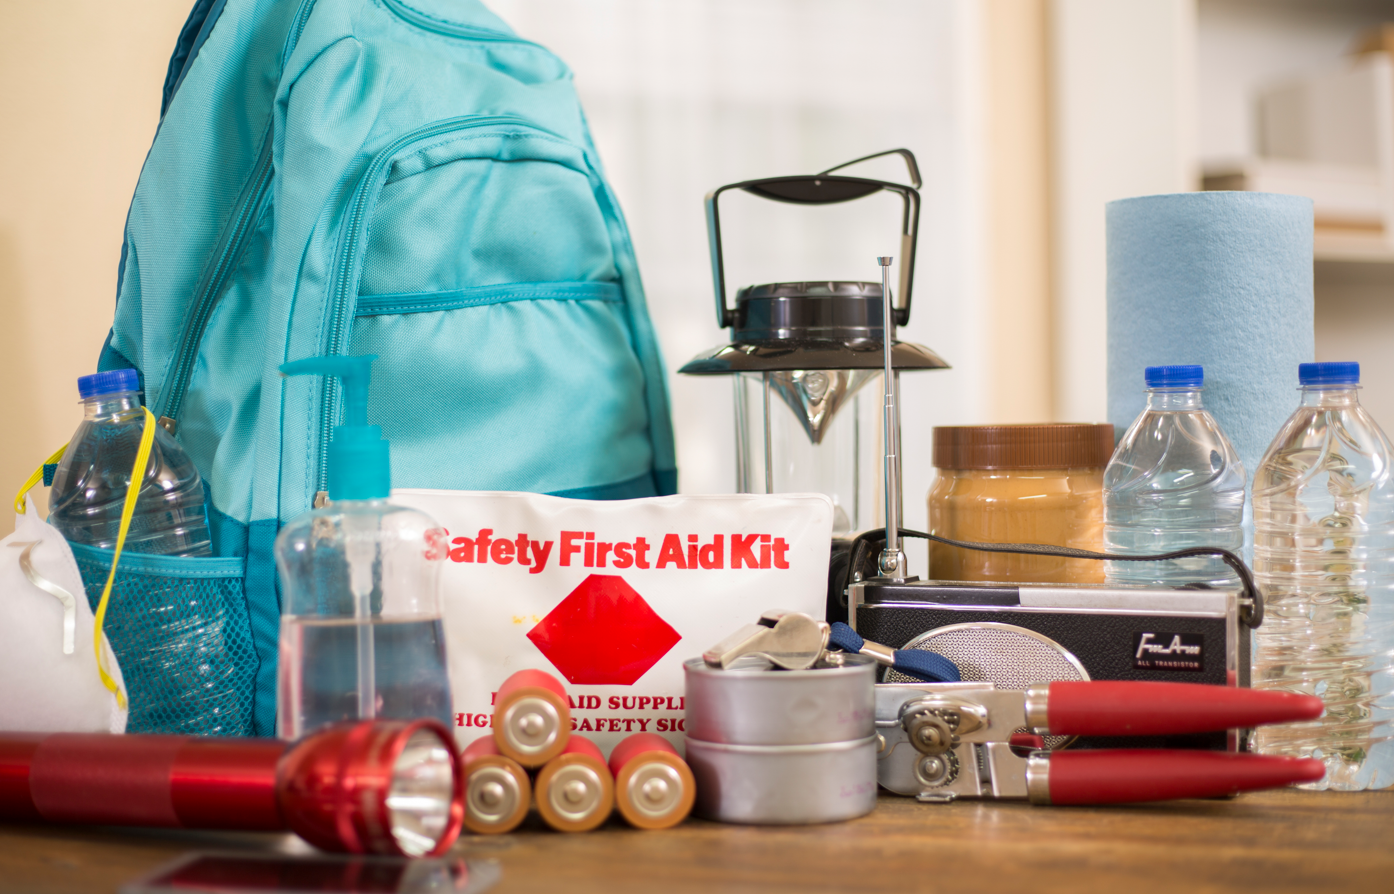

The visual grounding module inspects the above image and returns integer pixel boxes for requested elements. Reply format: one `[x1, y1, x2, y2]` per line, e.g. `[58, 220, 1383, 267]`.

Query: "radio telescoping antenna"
[877, 256, 907, 580]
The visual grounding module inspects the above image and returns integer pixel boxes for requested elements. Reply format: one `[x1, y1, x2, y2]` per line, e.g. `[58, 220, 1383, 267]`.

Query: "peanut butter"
[927, 424, 1114, 584]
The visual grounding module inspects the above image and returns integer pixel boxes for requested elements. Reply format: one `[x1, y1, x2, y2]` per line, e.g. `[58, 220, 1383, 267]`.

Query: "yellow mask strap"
[89, 407, 158, 711]
[14, 444, 68, 515]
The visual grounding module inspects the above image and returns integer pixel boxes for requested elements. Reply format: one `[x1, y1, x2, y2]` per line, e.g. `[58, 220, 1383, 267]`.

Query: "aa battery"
[534, 735, 614, 833]
[608, 733, 694, 830]
[493, 668, 571, 768]
[460, 737, 531, 835]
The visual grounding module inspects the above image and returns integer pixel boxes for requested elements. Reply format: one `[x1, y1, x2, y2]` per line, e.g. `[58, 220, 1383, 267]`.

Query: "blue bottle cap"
[77, 369, 140, 399]
[1299, 362, 1360, 386]
[1144, 365, 1203, 389]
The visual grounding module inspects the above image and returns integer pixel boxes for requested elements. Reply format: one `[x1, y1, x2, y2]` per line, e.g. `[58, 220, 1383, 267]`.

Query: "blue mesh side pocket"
[69, 544, 255, 736]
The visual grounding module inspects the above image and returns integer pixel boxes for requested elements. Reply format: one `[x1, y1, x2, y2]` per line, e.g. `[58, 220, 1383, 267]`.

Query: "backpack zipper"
[380, 0, 549, 49]
[159, 137, 275, 424]
[158, 0, 319, 425]
[315, 114, 574, 493]
[285, 0, 318, 64]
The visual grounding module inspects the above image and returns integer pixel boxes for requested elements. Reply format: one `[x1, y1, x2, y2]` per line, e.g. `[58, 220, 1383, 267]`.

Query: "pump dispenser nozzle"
[280, 355, 389, 500]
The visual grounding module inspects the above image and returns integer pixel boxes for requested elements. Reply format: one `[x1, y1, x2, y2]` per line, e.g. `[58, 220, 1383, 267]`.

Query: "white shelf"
[1314, 231, 1394, 264]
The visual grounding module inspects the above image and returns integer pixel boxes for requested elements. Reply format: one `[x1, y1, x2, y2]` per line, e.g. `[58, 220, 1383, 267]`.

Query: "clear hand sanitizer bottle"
[274, 355, 453, 739]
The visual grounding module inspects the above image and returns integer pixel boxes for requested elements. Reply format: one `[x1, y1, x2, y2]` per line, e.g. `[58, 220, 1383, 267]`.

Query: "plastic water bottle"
[1252, 361, 1394, 790]
[1104, 365, 1245, 588]
[49, 369, 211, 556]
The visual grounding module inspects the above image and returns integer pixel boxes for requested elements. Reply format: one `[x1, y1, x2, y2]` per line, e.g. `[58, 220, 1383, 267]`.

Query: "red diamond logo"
[527, 575, 681, 685]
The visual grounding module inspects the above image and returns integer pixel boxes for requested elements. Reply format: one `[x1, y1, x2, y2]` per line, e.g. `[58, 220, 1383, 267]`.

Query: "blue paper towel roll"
[1106, 192, 1314, 497]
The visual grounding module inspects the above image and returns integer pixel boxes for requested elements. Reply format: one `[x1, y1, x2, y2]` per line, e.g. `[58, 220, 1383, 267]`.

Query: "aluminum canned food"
[683, 653, 876, 746]
[685, 736, 879, 824]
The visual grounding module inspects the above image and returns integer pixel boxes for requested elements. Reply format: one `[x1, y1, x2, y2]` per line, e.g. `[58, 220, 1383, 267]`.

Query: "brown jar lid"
[932, 423, 1116, 470]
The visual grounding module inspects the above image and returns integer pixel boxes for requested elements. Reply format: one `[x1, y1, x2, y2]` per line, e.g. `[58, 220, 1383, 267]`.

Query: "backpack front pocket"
[352, 283, 653, 496]
[311, 118, 655, 497]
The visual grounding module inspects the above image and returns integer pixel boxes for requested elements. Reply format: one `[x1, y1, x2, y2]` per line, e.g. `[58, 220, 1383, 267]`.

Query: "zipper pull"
[313, 491, 330, 509]
[158, 416, 178, 435]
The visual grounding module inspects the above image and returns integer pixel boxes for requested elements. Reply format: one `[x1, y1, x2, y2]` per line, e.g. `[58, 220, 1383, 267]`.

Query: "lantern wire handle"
[877, 257, 906, 579]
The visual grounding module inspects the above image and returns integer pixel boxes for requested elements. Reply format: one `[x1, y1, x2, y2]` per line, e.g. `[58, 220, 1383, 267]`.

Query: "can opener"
[876, 680, 1326, 804]
[703, 611, 959, 682]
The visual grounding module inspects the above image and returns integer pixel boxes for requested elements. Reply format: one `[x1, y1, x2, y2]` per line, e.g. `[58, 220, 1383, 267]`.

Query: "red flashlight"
[0, 719, 463, 857]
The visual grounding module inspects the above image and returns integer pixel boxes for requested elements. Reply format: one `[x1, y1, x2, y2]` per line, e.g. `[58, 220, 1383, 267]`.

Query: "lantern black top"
[734, 281, 887, 341]
[679, 150, 951, 376]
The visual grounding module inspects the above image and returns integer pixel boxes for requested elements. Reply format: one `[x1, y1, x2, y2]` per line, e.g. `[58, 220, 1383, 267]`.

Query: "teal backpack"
[90, 0, 676, 737]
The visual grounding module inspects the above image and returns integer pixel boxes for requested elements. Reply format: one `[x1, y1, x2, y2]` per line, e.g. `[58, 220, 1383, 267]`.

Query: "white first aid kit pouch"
[391, 490, 834, 754]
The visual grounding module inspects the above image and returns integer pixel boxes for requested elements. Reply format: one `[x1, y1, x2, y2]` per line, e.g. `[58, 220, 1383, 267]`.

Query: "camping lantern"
[679, 150, 949, 537]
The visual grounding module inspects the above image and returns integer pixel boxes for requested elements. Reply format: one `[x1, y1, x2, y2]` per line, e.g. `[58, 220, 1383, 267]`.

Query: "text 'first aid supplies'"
[457, 691, 690, 736]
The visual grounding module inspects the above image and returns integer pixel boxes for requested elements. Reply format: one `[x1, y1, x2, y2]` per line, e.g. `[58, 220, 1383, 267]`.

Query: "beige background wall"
[982, 0, 1056, 423]
[0, 2, 191, 534]
[1050, 0, 1197, 421]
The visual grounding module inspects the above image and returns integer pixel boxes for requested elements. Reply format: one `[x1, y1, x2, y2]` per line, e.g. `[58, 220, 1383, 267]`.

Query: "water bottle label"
[1132, 632, 1204, 672]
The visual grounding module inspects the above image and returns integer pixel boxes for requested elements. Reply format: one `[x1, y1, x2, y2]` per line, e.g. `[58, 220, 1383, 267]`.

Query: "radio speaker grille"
[885, 622, 1089, 748]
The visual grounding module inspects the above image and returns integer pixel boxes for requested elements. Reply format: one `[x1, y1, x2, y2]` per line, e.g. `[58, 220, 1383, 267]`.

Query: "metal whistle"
[702, 610, 830, 670]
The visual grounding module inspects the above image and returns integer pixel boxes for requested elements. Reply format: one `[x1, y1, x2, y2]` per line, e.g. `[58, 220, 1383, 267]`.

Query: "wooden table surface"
[2, 791, 1390, 894]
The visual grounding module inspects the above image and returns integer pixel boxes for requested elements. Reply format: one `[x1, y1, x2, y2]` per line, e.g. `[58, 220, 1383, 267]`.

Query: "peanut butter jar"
[927, 424, 1115, 584]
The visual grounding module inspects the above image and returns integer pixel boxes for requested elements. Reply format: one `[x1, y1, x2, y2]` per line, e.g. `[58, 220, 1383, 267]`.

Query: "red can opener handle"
[1036, 750, 1326, 805]
[1041, 681, 1324, 737]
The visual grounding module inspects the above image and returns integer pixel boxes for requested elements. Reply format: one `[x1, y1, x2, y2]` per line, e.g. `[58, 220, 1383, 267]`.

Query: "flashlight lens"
[387, 730, 457, 857]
